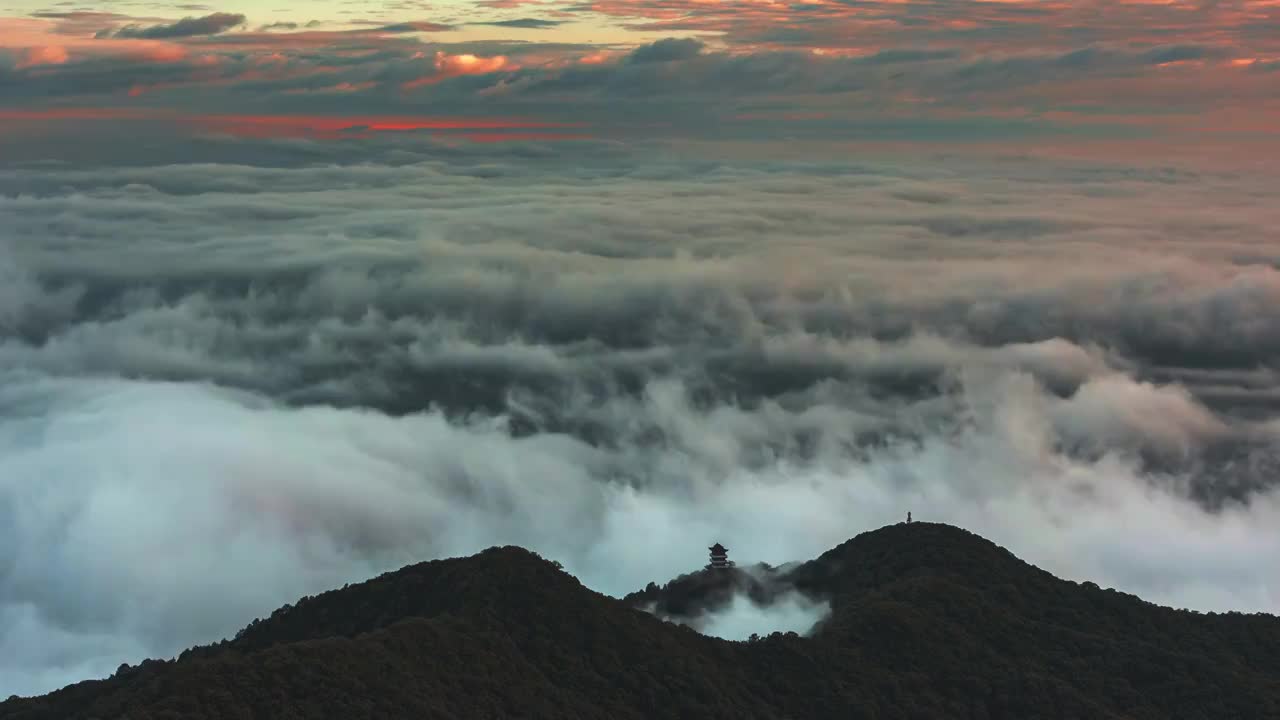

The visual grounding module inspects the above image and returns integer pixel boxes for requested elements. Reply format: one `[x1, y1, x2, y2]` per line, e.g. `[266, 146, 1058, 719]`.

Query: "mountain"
[5, 522, 1280, 719]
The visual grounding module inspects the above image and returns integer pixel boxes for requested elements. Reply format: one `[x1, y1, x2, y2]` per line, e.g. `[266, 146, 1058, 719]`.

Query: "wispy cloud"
[473, 18, 564, 29]
[106, 12, 246, 39]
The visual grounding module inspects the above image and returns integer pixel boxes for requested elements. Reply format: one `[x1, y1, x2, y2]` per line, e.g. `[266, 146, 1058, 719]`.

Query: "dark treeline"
[5, 523, 1279, 720]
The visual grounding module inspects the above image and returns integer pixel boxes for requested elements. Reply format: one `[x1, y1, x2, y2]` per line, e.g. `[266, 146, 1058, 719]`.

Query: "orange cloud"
[403, 52, 511, 90]
[3, 17, 192, 66]
[578, 0, 1280, 59]
[17, 45, 69, 68]
[125, 44, 188, 63]
[578, 51, 618, 65]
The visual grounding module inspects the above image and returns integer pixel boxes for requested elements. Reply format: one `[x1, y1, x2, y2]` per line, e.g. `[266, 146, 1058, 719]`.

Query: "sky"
[4, 0, 1280, 701]
[2, 0, 1279, 160]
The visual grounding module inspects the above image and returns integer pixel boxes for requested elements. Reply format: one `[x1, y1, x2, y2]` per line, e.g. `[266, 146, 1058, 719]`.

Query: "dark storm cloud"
[0, 55, 230, 99]
[258, 21, 323, 31]
[473, 18, 565, 29]
[377, 21, 455, 33]
[580, 0, 1280, 60]
[941, 44, 1232, 93]
[0, 37, 1078, 102]
[107, 12, 246, 39]
[626, 37, 703, 63]
[418, 40, 1239, 108]
[0, 31, 1266, 150]
[856, 48, 961, 64]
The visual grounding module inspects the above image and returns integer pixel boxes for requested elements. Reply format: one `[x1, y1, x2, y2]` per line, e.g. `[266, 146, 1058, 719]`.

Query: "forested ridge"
[5, 523, 1278, 720]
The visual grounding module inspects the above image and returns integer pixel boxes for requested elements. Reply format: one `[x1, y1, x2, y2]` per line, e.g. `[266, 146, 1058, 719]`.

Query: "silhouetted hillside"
[5, 523, 1279, 719]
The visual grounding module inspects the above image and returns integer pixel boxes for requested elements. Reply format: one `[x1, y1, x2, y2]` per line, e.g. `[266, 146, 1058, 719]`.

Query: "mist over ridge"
[3, 146, 1280, 698]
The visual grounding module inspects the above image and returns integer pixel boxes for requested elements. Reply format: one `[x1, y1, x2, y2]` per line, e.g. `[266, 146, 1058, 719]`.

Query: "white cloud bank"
[697, 592, 832, 642]
[3, 364, 1280, 697]
[3, 149, 1280, 698]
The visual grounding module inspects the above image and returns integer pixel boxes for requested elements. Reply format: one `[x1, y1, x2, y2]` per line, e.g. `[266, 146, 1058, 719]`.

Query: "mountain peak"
[786, 521, 1035, 594]
[7, 526, 1280, 720]
[225, 544, 582, 653]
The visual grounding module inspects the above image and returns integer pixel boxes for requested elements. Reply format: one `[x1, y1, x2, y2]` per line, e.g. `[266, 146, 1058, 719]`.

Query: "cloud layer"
[2, 144, 1280, 698]
[696, 592, 831, 642]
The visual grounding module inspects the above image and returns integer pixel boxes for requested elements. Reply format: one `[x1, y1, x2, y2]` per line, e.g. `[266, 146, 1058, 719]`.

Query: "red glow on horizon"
[0, 108, 588, 143]
[194, 113, 584, 138]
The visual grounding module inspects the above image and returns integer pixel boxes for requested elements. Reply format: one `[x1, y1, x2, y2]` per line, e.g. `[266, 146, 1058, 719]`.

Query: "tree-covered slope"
[4, 523, 1277, 720]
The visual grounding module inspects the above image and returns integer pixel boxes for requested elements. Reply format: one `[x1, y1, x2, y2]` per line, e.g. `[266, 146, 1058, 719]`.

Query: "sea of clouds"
[3, 139, 1280, 696]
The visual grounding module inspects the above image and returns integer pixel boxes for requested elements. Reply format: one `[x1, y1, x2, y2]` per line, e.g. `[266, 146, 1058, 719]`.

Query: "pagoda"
[707, 542, 734, 570]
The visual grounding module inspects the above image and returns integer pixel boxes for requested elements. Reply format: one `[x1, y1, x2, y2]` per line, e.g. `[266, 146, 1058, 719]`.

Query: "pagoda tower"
[707, 542, 734, 570]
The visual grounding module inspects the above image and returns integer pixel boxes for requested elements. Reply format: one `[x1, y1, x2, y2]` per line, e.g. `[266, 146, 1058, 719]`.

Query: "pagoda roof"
[708, 543, 728, 553]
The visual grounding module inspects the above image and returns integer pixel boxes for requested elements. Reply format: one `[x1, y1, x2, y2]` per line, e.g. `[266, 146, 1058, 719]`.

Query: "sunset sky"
[3, 0, 1279, 162]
